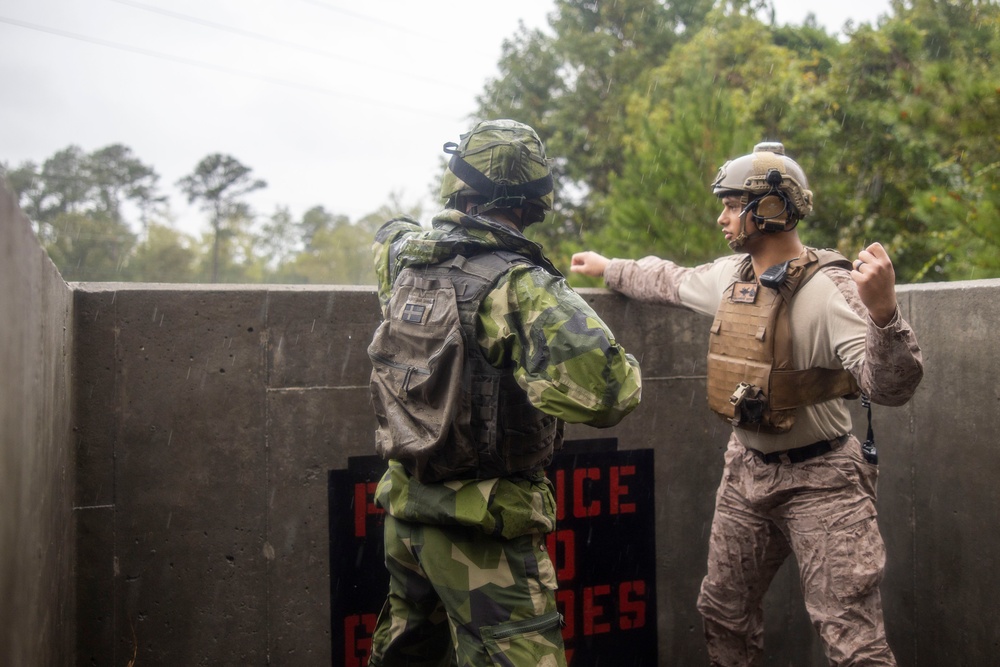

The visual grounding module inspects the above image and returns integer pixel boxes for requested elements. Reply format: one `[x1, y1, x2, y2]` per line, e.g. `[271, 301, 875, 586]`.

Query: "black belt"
[749, 435, 848, 464]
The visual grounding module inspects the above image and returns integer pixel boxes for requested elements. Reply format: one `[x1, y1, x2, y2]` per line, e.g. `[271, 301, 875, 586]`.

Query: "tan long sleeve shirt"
[605, 252, 923, 453]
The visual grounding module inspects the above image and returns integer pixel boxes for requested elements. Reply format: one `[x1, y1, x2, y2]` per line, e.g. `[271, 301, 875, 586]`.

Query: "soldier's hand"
[570, 251, 610, 278]
[852, 242, 898, 327]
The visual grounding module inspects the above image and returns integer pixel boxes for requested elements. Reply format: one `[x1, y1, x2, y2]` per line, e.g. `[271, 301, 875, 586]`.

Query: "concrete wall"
[0, 183, 76, 665]
[70, 277, 1000, 666]
[72, 283, 382, 666]
[3, 178, 999, 665]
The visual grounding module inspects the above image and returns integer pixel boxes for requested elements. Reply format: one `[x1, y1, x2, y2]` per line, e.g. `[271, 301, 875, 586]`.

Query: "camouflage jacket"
[372, 209, 642, 537]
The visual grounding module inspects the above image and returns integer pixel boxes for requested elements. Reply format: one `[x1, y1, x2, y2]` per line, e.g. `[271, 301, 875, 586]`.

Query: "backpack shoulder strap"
[433, 250, 533, 301]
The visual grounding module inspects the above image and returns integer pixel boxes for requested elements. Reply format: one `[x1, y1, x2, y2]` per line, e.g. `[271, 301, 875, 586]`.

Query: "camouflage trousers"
[367, 514, 566, 667]
[697, 434, 897, 667]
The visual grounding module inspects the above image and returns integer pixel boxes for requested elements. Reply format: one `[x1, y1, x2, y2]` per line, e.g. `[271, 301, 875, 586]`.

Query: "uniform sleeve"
[371, 216, 422, 314]
[604, 255, 735, 318]
[604, 256, 690, 304]
[824, 268, 924, 406]
[478, 266, 642, 427]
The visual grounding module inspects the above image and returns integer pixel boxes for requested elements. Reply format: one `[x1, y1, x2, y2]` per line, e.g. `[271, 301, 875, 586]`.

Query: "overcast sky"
[1, 0, 891, 236]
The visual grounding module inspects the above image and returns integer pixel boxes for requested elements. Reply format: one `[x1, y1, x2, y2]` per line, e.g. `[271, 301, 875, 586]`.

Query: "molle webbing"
[707, 286, 782, 425]
[707, 249, 860, 433]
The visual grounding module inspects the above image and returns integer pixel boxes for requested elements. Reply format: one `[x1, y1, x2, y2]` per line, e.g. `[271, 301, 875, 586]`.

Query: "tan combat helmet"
[712, 142, 814, 250]
[440, 119, 554, 226]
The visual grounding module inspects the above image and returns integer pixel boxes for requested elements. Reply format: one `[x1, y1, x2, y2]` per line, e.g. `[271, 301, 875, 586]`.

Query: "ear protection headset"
[739, 168, 798, 234]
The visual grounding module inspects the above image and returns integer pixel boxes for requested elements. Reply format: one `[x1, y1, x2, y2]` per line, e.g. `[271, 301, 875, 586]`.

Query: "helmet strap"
[446, 153, 552, 211]
[730, 194, 763, 251]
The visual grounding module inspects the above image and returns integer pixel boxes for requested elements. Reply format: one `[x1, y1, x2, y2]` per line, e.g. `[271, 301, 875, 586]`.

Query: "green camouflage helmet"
[712, 142, 814, 221]
[440, 119, 554, 214]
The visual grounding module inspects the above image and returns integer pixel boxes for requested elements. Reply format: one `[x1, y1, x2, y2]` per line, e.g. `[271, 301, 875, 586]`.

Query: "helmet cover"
[439, 119, 554, 213]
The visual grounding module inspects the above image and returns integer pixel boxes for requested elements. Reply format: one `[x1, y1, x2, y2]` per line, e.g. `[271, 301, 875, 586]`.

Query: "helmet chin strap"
[728, 207, 763, 252]
[727, 233, 751, 252]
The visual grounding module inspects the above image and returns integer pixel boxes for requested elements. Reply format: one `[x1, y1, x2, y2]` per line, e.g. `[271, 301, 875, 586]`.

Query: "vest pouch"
[707, 250, 856, 435]
[368, 275, 477, 483]
[729, 382, 766, 426]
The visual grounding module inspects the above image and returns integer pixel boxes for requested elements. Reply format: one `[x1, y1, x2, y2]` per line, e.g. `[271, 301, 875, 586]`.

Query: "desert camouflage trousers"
[697, 434, 897, 667]
[368, 514, 566, 667]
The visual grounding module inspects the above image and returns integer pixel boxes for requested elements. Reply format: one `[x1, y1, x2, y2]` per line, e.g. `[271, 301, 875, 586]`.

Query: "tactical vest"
[368, 250, 561, 483]
[706, 248, 861, 434]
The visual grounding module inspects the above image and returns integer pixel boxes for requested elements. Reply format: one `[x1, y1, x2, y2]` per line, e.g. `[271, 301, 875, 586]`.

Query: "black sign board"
[330, 440, 658, 666]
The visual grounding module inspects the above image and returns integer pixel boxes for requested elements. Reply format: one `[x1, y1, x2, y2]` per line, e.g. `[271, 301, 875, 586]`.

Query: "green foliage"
[177, 153, 267, 283]
[6, 0, 998, 285]
[41, 210, 136, 282]
[258, 206, 303, 274]
[907, 161, 1000, 281]
[602, 99, 743, 258]
[128, 224, 199, 283]
[490, 0, 1000, 283]
[3, 144, 160, 281]
[3, 147, 414, 285]
[278, 216, 379, 285]
[478, 0, 716, 249]
[2, 161, 42, 213]
[798, 0, 1000, 280]
[575, 10, 814, 280]
[88, 144, 165, 226]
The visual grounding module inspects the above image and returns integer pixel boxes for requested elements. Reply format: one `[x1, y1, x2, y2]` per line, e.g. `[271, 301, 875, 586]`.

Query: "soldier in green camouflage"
[366, 120, 642, 667]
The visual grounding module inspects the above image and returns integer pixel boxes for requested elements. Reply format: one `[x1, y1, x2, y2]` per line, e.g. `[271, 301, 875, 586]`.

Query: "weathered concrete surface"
[71, 284, 383, 666]
[886, 280, 1000, 665]
[70, 276, 1000, 667]
[0, 182, 76, 665]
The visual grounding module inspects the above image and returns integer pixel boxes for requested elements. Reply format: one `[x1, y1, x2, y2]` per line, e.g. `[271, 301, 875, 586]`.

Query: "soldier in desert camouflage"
[366, 119, 642, 667]
[571, 142, 923, 667]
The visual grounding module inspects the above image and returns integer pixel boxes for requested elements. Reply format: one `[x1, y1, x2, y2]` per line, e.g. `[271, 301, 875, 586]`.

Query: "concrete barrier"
[0, 183, 75, 665]
[4, 181, 1000, 665]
